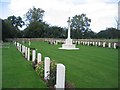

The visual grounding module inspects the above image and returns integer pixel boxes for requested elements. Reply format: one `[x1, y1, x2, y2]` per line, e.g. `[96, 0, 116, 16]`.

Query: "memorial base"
[59, 39, 79, 50]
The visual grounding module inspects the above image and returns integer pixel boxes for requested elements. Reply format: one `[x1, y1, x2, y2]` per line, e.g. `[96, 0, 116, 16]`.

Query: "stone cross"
[67, 17, 71, 39]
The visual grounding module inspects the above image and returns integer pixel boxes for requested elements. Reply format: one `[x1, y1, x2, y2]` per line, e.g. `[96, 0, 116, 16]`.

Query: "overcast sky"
[0, 0, 119, 32]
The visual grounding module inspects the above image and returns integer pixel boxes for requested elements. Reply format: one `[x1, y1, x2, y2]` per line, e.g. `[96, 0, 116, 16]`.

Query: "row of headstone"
[22, 40, 31, 46]
[49, 40, 58, 45]
[14, 41, 41, 63]
[77, 41, 117, 49]
[14, 41, 66, 89]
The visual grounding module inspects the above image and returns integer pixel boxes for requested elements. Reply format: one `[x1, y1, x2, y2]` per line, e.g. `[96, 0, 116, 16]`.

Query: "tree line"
[2, 7, 120, 41]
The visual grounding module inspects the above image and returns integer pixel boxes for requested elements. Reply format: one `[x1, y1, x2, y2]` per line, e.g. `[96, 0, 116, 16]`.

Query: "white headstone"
[108, 43, 111, 48]
[44, 57, 50, 80]
[103, 42, 106, 47]
[32, 50, 36, 62]
[22, 45, 25, 55]
[55, 64, 65, 89]
[114, 43, 117, 49]
[14, 41, 16, 46]
[25, 47, 28, 58]
[29, 40, 31, 46]
[98, 42, 101, 46]
[17, 43, 19, 50]
[87, 42, 90, 46]
[95, 42, 97, 46]
[27, 48, 30, 61]
[90, 42, 92, 45]
[37, 53, 42, 63]
[92, 42, 95, 46]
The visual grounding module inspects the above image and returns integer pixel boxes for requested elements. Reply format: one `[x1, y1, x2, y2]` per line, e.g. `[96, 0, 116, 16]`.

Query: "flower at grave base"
[35, 61, 44, 78]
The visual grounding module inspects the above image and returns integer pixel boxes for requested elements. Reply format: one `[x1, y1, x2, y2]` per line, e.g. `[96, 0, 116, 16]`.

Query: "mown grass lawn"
[25, 41, 118, 88]
[2, 43, 47, 88]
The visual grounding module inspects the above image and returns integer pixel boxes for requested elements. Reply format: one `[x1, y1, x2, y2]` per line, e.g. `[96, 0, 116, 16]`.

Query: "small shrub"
[36, 61, 44, 78]
[46, 60, 57, 87]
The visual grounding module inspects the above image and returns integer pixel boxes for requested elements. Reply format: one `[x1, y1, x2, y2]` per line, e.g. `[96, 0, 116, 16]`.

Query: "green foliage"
[25, 6, 45, 24]
[2, 19, 16, 41]
[36, 61, 44, 78]
[97, 27, 120, 39]
[46, 60, 57, 87]
[23, 21, 45, 38]
[71, 14, 91, 39]
[7, 15, 25, 29]
[2, 16, 24, 41]
[35, 60, 57, 87]
[44, 26, 66, 38]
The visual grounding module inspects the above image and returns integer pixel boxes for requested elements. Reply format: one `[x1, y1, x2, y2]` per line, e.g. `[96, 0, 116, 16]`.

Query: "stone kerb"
[55, 64, 65, 89]
[44, 57, 50, 80]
